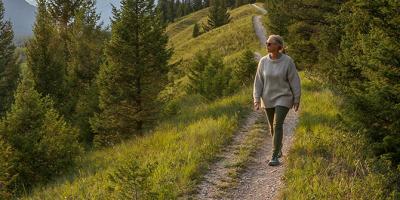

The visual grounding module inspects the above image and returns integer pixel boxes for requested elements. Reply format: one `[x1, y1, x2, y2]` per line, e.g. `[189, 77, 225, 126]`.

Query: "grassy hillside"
[163, 4, 263, 100]
[167, 4, 261, 67]
[22, 87, 253, 199]
[279, 75, 400, 199]
[21, 4, 264, 199]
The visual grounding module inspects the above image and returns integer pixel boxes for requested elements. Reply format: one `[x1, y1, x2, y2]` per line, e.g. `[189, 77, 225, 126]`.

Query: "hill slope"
[3, 0, 36, 37]
[164, 4, 261, 99]
[21, 4, 263, 199]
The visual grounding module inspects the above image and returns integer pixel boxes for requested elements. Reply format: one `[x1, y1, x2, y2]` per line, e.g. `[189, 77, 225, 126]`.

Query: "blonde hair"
[268, 34, 286, 54]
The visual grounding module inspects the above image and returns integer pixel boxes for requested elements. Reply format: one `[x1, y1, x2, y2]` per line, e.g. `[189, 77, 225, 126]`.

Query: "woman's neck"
[269, 52, 282, 60]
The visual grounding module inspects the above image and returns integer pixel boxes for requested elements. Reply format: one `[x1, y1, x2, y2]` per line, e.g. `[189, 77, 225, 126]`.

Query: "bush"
[186, 50, 233, 100]
[232, 48, 257, 86]
[0, 137, 16, 199]
[0, 69, 82, 192]
[108, 157, 158, 199]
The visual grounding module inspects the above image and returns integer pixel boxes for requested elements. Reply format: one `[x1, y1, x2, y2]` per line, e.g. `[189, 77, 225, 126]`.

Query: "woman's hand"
[293, 102, 299, 112]
[254, 101, 261, 111]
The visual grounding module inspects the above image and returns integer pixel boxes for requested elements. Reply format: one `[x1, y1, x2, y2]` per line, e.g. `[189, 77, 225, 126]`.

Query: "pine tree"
[176, 1, 186, 18]
[47, 0, 83, 29]
[235, 0, 243, 8]
[0, 136, 16, 199]
[184, 0, 193, 14]
[187, 50, 231, 100]
[66, 0, 107, 144]
[192, 0, 203, 11]
[0, 67, 82, 189]
[226, 0, 235, 8]
[335, 0, 400, 167]
[27, 0, 106, 145]
[167, 0, 177, 22]
[0, 0, 20, 115]
[90, 0, 173, 147]
[192, 22, 200, 37]
[233, 49, 257, 86]
[157, 0, 169, 23]
[26, 0, 66, 113]
[203, 0, 231, 32]
[268, 0, 400, 168]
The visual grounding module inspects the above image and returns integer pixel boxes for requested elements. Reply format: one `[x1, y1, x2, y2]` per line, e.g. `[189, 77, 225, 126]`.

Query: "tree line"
[264, 0, 399, 188]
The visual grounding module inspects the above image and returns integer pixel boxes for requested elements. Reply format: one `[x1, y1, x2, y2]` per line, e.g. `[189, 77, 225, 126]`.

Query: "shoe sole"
[267, 159, 280, 166]
[268, 162, 280, 166]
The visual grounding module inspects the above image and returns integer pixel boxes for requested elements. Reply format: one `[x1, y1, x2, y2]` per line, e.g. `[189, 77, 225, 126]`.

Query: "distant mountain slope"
[3, 0, 36, 37]
[3, 0, 121, 39]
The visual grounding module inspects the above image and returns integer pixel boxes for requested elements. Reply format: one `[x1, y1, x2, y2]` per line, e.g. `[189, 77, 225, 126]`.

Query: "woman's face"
[266, 38, 281, 53]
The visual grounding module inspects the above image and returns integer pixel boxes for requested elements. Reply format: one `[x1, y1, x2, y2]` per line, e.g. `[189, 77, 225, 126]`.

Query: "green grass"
[280, 72, 399, 199]
[167, 4, 260, 67]
[163, 4, 263, 99]
[21, 86, 254, 199]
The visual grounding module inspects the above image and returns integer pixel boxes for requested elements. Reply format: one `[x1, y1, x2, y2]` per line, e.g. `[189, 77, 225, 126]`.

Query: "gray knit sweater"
[253, 53, 301, 109]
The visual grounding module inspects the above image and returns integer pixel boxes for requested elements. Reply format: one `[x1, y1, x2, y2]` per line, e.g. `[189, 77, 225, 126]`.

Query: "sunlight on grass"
[23, 86, 254, 199]
[280, 72, 397, 199]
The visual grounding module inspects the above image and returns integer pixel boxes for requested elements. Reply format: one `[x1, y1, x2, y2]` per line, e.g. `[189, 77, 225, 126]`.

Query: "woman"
[253, 35, 301, 166]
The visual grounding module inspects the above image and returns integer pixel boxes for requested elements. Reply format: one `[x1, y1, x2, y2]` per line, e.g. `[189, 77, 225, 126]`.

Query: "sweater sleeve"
[253, 58, 264, 103]
[287, 59, 301, 103]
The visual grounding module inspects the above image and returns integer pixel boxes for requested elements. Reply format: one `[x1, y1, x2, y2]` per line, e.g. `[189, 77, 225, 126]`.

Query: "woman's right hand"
[254, 101, 261, 111]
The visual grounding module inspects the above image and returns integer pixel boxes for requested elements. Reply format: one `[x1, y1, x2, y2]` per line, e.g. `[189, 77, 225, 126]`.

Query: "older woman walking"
[253, 35, 301, 166]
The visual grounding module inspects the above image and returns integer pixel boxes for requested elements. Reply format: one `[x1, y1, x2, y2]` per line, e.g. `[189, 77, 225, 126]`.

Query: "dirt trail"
[227, 109, 299, 200]
[193, 3, 300, 199]
[252, 15, 267, 48]
[195, 111, 265, 199]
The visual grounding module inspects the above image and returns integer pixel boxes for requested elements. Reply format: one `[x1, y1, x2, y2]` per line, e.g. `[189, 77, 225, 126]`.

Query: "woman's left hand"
[293, 103, 299, 112]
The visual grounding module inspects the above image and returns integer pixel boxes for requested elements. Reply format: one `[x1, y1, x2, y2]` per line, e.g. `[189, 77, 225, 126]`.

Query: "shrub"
[186, 50, 233, 100]
[0, 69, 82, 192]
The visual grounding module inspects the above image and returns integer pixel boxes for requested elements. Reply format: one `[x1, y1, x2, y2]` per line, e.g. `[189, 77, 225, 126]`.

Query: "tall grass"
[280, 73, 400, 199]
[22, 86, 254, 199]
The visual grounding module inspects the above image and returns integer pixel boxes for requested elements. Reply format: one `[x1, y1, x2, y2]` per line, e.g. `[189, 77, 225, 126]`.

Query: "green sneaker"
[268, 156, 280, 166]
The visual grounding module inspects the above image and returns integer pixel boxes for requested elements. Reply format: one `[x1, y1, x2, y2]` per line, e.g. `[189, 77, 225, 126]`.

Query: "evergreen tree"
[26, 0, 67, 113]
[0, 0, 20, 115]
[232, 49, 257, 86]
[0, 137, 16, 199]
[66, 0, 107, 144]
[203, 0, 231, 32]
[204, 0, 210, 7]
[176, 0, 188, 18]
[335, 0, 400, 167]
[267, 0, 400, 169]
[235, 0, 243, 8]
[47, 0, 83, 29]
[157, 0, 169, 24]
[0, 67, 82, 190]
[187, 50, 231, 100]
[167, 0, 177, 22]
[192, 0, 203, 11]
[28, 0, 106, 145]
[226, 0, 235, 8]
[192, 22, 200, 37]
[90, 0, 173, 147]
[184, 0, 193, 14]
